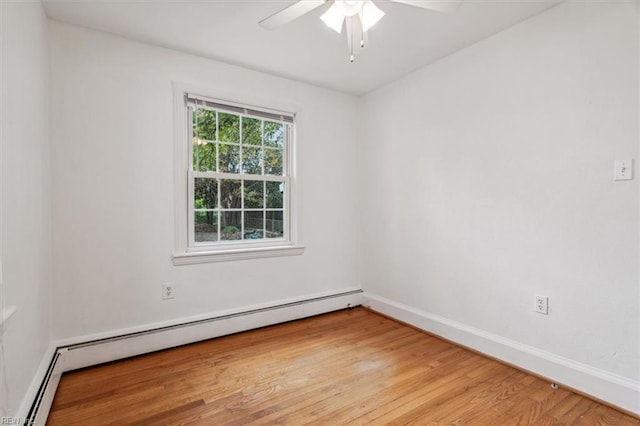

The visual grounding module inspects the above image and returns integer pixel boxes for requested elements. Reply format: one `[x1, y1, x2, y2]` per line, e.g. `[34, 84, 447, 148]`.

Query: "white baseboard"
[22, 287, 363, 425]
[363, 292, 640, 416]
[16, 344, 60, 424]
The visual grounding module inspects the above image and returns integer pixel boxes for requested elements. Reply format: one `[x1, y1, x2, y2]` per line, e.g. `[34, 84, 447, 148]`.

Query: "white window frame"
[172, 83, 303, 265]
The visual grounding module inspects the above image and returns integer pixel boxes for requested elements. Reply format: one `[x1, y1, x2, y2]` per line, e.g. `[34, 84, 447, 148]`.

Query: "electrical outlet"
[535, 295, 548, 315]
[162, 282, 175, 300]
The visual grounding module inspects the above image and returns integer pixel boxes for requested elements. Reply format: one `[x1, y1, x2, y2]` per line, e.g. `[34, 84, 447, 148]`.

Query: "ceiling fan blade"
[259, 0, 328, 30]
[390, 0, 462, 14]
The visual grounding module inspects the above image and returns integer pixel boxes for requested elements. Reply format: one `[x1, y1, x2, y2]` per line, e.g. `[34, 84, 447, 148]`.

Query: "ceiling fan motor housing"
[335, 0, 365, 17]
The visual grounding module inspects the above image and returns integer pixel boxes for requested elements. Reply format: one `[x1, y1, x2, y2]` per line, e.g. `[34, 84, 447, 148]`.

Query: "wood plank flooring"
[48, 308, 639, 425]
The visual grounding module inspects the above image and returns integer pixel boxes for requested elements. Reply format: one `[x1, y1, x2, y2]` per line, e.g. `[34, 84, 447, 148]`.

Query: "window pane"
[220, 211, 241, 241]
[244, 180, 264, 209]
[266, 181, 284, 209]
[264, 148, 283, 175]
[220, 179, 241, 209]
[186, 98, 293, 251]
[194, 109, 216, 141]
[195, 211, 218, 242]
[266, 211, 283, 238]
[242, 117, 261, 146]
[244, 212, 264, 240]
[194, 178, 218, 209]
[219, 143, 240, 173]
[242, 146, 262, 175]
[219, 113, 239, 143]
[264, 121, 284, 148]
[193, 142, 216, 172]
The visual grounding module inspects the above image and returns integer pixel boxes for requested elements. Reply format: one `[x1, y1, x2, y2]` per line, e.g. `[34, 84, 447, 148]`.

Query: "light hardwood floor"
[48, 308, 639, 425]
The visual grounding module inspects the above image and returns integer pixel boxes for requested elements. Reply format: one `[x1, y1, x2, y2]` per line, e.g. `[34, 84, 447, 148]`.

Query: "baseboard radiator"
[24, 288, 363, 425]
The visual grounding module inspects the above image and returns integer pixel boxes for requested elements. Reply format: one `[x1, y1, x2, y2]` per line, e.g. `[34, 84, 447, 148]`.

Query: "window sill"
[173, 245, 305, 265]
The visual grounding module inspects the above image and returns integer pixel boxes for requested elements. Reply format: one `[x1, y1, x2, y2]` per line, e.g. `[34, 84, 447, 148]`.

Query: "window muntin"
[186, 95, 293, 250]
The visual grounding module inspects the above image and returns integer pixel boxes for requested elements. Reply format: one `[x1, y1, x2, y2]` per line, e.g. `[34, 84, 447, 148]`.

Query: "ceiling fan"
[259, 0, 463, 62]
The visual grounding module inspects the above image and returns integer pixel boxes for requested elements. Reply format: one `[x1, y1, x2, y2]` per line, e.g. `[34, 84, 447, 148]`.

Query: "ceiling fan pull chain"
[350, 17, 355, 63]
[358, 7, 368, 49]
[345, 15, 355, 63]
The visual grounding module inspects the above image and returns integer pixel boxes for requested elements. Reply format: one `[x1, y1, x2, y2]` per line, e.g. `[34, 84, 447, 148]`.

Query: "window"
[173, 89, 303, 265]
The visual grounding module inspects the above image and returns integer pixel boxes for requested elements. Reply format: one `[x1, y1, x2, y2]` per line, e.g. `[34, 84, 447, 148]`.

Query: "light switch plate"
[614, 159, 633, 181]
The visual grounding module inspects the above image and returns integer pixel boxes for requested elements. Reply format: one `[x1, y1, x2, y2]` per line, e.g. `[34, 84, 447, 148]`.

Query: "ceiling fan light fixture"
[320, 3, 346, 33]
[360, 0, 385, 32]
[259, 0, 463, 63]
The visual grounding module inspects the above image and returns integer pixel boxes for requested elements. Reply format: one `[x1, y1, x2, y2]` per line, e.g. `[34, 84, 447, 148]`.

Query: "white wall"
[49, 22, 361, 340]
[361, 0, 638, 384]
[0, 0, 52, 416]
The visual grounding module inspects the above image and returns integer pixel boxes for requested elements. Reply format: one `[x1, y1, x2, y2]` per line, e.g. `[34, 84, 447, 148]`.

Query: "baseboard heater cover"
[24, 352, 62, 426]
[23, 288, 363, 425]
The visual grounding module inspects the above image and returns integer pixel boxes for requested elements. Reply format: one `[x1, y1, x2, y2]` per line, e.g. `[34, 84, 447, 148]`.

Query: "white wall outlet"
[614, 159, 633, 181]
[162, 282, 175, 300]
[535, 295, 548, 315]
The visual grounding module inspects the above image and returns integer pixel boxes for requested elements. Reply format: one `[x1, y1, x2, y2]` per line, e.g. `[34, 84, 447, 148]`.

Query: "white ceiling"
[43, 0, 561, 95]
